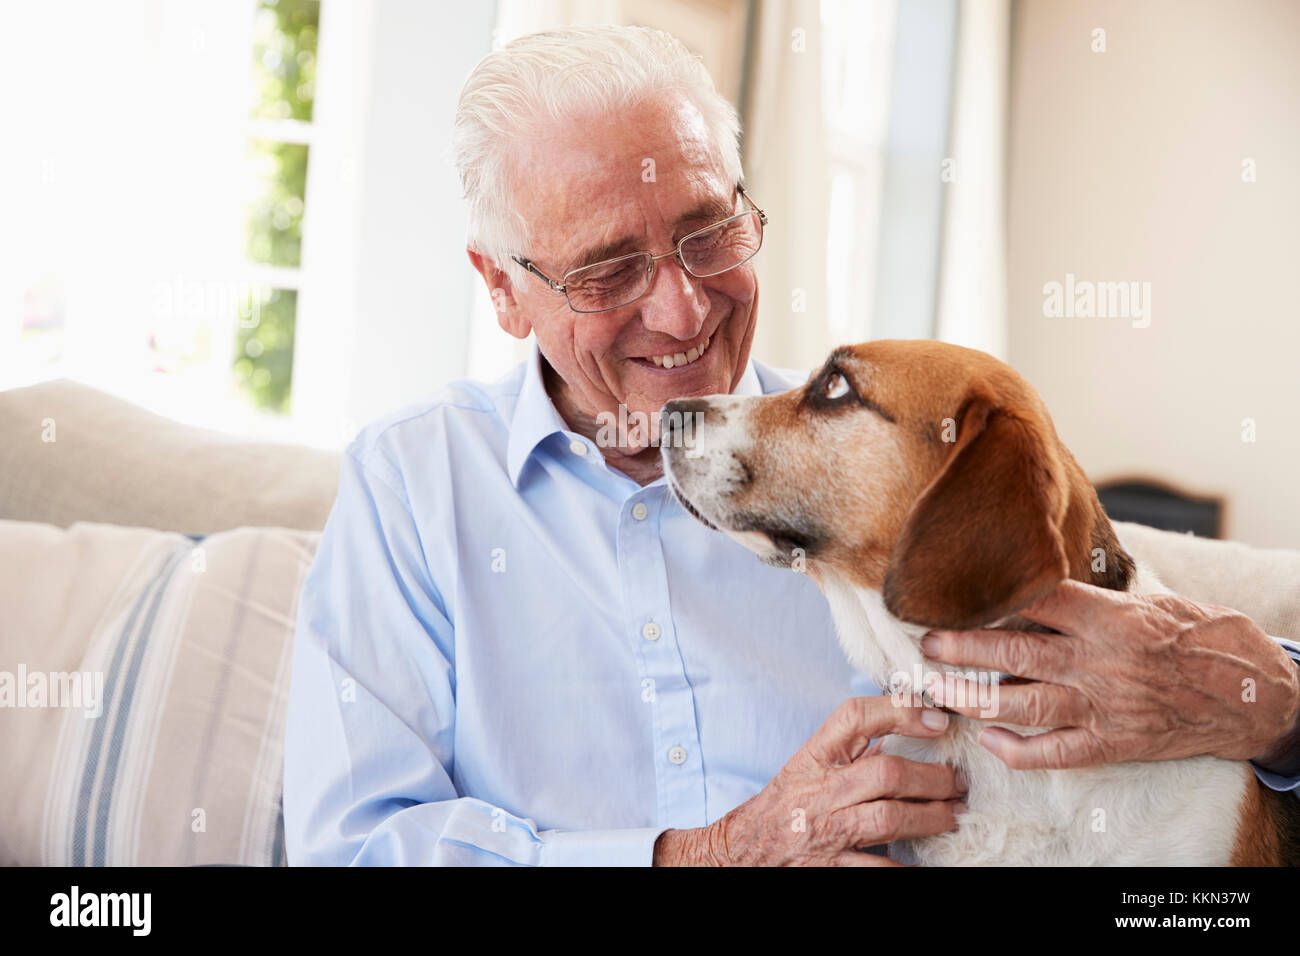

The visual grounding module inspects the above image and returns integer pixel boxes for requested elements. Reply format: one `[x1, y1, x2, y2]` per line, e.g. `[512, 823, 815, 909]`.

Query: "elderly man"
[283, 25, 1300, 866]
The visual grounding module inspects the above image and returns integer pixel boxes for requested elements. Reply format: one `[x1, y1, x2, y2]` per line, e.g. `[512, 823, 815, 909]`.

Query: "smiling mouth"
[636, 333, 712, 370]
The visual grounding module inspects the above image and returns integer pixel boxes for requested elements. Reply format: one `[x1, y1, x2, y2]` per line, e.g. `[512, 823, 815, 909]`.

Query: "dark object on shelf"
[1095, 478, 1223, 539]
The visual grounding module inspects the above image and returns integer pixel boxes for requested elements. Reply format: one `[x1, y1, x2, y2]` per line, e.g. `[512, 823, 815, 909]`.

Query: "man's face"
[484, 94, 759, 453]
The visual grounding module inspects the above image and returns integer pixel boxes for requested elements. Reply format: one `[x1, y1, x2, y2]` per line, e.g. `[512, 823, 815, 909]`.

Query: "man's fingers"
[927, 677, 1083, 727]
[921, 628, 1069, 682]
[843, 798, 963, 847]
[834, 752, 966, 805]
[1017, 577, 1129, 634]
[806, 696, 951, 766]
[978, 725, 1107, 770]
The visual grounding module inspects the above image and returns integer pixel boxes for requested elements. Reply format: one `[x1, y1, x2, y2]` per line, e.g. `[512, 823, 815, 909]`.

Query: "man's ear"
[467, 248, 532, 339]
[882, 395, 1069, 629]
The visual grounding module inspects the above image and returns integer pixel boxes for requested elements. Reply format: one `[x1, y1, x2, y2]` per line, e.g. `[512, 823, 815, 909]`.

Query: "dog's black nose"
[661, 398, 708, 439]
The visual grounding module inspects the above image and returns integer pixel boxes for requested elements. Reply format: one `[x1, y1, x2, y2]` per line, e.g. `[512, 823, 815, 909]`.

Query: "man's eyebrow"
[569, 237, 641, 271]
[565, 195, 736, 270]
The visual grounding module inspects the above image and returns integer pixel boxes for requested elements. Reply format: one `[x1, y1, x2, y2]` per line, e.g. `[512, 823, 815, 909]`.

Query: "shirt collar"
[506, 339, 764, 488]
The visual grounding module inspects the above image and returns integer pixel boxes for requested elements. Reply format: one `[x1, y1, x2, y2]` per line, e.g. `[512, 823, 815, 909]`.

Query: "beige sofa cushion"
[1115, 521, 1300, 641]
[0, 518, 315, 865]
[0, 379, 340, 533]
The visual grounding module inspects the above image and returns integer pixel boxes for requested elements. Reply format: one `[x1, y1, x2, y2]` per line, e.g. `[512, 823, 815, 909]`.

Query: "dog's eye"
[823, 371, 852, 401]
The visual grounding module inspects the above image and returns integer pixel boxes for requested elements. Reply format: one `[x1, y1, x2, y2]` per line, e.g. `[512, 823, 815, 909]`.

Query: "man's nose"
[639, 255, 709, 340]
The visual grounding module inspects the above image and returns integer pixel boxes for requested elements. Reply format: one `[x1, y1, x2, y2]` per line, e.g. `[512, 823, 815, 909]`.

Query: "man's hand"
[653, 697, 966, 865]
[921, 579, 1300, 772]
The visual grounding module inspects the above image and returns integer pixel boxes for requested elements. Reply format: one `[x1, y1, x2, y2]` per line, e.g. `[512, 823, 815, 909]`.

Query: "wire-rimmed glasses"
[510, 183, 767, 314]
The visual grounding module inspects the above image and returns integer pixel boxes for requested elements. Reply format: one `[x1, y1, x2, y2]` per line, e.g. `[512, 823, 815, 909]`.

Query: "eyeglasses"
[511, 183, 768, 314]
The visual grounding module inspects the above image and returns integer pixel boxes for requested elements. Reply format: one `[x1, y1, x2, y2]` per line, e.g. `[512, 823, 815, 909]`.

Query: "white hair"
[452, 24, 744, 278]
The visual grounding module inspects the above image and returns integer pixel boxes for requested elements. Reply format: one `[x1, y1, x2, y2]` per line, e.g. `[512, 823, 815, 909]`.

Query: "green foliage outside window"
[239, 0, 320, 414]
[246, 139, 309, 268]
[235, 287, 297, 414]
[250, 0, 319, 122]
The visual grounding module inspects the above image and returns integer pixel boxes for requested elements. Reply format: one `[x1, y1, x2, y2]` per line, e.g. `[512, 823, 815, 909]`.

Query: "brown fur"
[882, 399, 1070, 629]
[1232, 771, 1300, 866]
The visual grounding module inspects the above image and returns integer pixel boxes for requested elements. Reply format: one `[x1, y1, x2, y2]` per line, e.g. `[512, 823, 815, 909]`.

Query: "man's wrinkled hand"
[653, 696, 966, 866]
[920, 579, 1300, 773]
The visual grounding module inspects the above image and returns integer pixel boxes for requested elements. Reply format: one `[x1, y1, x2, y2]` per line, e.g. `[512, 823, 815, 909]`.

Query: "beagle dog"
[660, 339, 1299, 866]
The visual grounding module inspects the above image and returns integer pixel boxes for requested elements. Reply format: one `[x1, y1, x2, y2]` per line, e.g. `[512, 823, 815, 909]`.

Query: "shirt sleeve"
[283, 446, 669, 866]
[1250, 637, 1300, 795]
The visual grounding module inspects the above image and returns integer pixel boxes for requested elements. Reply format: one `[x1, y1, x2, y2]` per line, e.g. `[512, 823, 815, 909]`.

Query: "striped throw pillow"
[0, 520, 316, 866]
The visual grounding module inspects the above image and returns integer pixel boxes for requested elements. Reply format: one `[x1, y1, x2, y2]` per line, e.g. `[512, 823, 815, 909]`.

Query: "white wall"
[1006, 0, 1300, 548]
[296, 0, 495, 445]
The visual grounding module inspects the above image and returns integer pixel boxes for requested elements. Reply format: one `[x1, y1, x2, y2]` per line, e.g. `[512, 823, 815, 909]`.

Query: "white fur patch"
[820, 568, 1251, 866]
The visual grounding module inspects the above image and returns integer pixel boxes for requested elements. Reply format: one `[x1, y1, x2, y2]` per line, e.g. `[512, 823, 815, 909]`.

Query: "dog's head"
[661, 340, 1133, 631]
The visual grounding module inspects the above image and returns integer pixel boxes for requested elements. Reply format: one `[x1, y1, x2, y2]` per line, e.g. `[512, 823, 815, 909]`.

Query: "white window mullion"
[244, 117, 315, 145]
[239, 263, 302, 291]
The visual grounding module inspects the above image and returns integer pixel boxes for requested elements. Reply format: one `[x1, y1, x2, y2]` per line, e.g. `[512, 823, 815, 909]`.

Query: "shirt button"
[568, 439, 587, 456]
[641, 622, 661, 641]
[631, 502, 648, 521]
[668, 746, 687, 765]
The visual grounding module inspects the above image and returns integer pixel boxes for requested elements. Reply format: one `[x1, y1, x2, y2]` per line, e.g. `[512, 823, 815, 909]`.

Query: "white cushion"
[0, 379, 340, 533]
[1116, 520, 1300, 640]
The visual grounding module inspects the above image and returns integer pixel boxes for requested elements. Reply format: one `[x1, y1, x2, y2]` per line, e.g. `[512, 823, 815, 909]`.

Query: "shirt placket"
[616, 485, 708, 831]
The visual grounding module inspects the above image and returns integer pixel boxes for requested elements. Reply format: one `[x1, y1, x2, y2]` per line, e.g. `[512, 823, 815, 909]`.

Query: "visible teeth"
[648, 334, 712, 369]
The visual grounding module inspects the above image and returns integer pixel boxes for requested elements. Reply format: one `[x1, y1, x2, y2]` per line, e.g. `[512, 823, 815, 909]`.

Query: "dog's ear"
[882, 395, 1069, 629]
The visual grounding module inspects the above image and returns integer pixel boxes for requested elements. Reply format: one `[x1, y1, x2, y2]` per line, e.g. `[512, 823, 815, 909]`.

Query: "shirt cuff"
[539, 827, 670, 866]
[1250, 637, 1300, 792]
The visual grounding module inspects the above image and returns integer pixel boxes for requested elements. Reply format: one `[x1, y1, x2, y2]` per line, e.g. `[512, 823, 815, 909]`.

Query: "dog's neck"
[816, 575, 1086, 698]
[817, 574, 949, 697]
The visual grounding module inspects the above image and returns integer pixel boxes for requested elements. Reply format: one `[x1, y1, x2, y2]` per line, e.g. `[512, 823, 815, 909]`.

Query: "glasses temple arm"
[510, 254, 566, 294]
[737, 183, 768, 226]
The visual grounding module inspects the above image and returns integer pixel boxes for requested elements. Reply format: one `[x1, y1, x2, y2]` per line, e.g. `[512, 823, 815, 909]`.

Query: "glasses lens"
[680, 212, 763, 278]
[565, 253, 653, 313]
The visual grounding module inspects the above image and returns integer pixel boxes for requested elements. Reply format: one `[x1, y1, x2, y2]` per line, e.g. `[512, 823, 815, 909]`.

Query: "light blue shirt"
[284, 343, 1300, 866]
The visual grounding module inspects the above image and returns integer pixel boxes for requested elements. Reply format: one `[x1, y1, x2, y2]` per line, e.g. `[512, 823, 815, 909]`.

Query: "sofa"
[1, 378, 1298, 866]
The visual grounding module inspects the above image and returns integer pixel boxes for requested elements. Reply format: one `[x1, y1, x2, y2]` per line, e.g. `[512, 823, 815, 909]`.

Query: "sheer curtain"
[935, 0, 1010, 360]
[740, 0, 834, 373]
[741, 0, 1010, 370]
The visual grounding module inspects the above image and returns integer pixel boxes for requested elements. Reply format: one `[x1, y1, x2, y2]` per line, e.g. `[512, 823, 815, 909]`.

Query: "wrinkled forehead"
[509, 96, 732, 254]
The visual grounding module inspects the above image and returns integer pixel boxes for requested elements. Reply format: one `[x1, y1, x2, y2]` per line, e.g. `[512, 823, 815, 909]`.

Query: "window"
[1, 1, 323, 439]
[235, 0, 319, 415]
